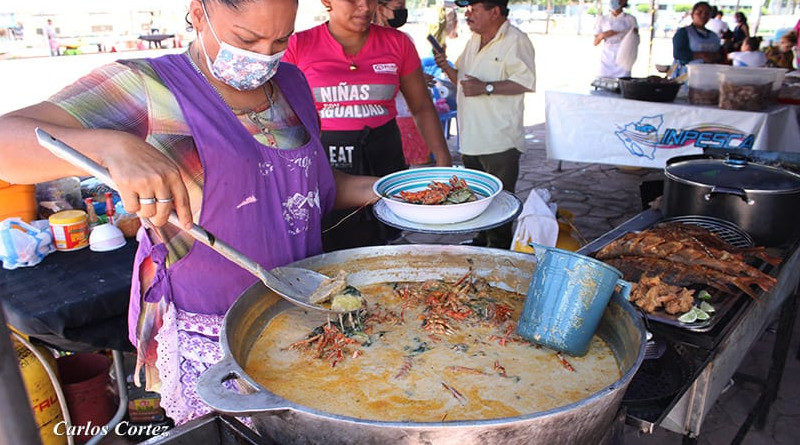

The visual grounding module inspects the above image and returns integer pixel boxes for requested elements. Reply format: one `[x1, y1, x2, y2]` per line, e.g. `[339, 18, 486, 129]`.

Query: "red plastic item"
[104, 192, 115, 225]
[56, 353, 116, 443]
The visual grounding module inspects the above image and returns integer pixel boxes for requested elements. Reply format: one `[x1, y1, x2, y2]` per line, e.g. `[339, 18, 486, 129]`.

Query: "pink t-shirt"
[283, 24, 421, 132]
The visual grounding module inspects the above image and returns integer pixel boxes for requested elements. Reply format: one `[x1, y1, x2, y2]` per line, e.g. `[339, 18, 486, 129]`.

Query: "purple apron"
[128, 55, 336, 346]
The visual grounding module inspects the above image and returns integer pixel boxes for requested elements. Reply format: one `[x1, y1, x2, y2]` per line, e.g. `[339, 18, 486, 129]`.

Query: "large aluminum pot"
[196, 245, 645, 444]
[663, 155, 800, 246]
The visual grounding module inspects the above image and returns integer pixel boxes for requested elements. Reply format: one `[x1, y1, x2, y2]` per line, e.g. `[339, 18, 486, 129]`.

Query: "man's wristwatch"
[485, 82, 494, 95]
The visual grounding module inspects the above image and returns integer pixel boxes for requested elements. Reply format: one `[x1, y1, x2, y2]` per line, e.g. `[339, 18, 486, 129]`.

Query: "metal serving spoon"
[35, 127, 345, 315]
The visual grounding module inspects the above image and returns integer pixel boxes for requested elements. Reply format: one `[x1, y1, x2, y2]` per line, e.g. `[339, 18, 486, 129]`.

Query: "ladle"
[35, 127, 346, 315]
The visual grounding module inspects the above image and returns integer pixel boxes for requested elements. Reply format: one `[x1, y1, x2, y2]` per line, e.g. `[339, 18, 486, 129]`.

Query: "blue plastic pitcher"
[516, 243, 631, 356]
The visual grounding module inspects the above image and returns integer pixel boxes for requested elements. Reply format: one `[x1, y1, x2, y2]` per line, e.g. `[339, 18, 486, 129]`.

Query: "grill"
[583, 209, 795, 432]
[624, 345, 688, 404]
[659, 215, 754, 249]
[590, 215, 760, 334]
[623, 340, 710, 424]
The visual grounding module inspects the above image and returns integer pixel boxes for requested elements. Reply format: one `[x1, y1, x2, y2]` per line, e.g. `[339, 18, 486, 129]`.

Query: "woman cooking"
[0, 0, 377, 425]
[283, 0, 452, 251]
[593, 0, 638, 78]
[671, 1, 722, 74]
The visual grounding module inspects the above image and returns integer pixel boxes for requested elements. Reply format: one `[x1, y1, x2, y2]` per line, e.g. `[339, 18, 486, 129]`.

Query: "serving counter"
[0, 241, 135, 352]
[545, 90, 800, 168]
[0, 240, 136, 444]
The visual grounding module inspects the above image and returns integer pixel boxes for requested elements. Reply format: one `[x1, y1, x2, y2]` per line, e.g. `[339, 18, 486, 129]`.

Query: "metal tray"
[587, 214, 764, 333]
[591, 77, 621, 93]
[638, 286, 746, 332]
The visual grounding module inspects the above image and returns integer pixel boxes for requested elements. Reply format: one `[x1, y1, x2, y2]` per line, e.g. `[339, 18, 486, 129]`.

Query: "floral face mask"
[199, 2, 284, 91]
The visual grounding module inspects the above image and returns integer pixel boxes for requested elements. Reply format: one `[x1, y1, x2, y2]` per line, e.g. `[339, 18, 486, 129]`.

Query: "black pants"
[461, 148, 521, 248]
[321, 119, 406, 252]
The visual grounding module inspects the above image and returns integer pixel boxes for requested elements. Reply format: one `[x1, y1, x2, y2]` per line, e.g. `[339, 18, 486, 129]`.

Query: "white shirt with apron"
[595, 12, 638, 78]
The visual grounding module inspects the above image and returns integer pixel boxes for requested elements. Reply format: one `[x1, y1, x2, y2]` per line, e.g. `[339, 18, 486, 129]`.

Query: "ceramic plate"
[373, 190, 522, 234]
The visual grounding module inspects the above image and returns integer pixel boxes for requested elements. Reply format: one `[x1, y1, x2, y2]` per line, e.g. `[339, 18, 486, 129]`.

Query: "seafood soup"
[245, 274, 621, 422]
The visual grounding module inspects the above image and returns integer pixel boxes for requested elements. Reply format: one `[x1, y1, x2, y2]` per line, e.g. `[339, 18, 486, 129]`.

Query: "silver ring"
[156, 197, 174, 203]
[138, 197, 157, 205]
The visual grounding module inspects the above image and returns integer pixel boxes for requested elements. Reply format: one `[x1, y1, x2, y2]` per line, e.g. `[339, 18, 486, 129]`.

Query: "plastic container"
[733, 66, 788, 96]
[35, 177, 81, 208]
[89, 223, 126, 252]
[115, 214, 142, 238]
[56, 353, 116, 443]
[718, 69, 774, 111]
[0, 180, 37, 222]
[687, 64, 729, 105]
[516, 243, 632, 356]
[48, 210, 89, 251]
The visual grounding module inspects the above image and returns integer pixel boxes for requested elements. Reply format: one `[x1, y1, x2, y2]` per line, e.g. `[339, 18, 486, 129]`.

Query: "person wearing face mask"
[283, 0, 452, 252]
[0, 0, 379, 425]
[593, 0, 638, 78]
[374, 0, 408, 27]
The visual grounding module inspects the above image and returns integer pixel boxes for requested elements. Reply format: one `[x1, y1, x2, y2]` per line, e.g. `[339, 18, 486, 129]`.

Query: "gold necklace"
[185, 49, 274, 115]
[184, 49, 277, 146]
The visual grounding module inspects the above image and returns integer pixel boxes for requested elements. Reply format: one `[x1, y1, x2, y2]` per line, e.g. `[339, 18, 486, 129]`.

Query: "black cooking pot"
[619, 77, 681, 103]
[663, 155, 800, 246]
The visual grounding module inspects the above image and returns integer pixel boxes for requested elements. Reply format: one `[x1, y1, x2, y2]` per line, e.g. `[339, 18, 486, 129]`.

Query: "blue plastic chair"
[430, 84, 457, 139]
[423, 57, 458, 139]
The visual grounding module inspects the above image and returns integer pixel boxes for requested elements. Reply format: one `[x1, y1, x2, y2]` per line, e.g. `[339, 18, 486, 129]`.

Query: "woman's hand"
[102, 132, 193, 229]
[0, 102, 193, 229]
[331, 170, 378, 210]
[594, 30, 618, 45]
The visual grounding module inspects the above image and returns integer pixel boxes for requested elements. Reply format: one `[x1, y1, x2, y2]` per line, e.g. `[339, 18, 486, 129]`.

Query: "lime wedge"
[698, 290, 712, 301]
[678, 310, 697, 323]
[699, 301, 715, 313]
[694, 308, 710, 320]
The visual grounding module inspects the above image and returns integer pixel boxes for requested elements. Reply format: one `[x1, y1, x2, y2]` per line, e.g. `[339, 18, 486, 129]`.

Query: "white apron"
[596, 13, 637, 78]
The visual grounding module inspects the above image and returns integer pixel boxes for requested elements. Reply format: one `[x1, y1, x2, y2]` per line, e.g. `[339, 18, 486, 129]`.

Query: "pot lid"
[666, 158, 800, 192]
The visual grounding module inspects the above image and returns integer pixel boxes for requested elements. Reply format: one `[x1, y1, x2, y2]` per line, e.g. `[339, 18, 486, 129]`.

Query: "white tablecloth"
[545, 90, 800, 168]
